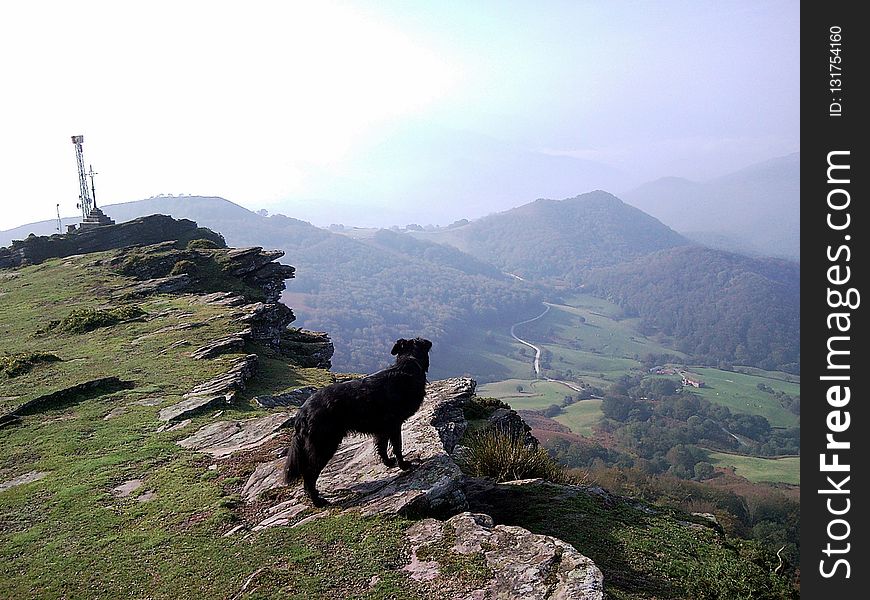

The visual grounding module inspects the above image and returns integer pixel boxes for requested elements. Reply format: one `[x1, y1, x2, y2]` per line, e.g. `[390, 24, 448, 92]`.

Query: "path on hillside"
[509, 304, 586, 394]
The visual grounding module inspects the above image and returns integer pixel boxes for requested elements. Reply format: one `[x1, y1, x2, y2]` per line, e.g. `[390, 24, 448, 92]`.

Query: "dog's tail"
[283, 421, 307, 485]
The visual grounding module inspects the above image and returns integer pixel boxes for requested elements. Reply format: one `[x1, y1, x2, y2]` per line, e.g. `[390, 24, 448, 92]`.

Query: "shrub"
[186, 238, 221, 250]
[543, 403, 563, 418]
[1, 352, 61, 377]
[170, 259, 198, 276]
[49, 306, 146, 334]
[463, 396, 511, 420]
[460, 428, 566, 483]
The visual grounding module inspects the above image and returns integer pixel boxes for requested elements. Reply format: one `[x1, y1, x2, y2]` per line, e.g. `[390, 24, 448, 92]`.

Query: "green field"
[687, 367, 800, 428]
[477, 380, 604, 437]
[510, 295, 684, 384]
[554, 399, 603, 437]
[707, 452, 800, 485]
[477, 379, 576, 410]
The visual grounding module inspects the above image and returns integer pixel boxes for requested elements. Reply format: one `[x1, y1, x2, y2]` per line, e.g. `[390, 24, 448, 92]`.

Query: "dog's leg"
[302, 434, 341, 508]
[390, 425, 413, 471]
[374, 433, 396, 468]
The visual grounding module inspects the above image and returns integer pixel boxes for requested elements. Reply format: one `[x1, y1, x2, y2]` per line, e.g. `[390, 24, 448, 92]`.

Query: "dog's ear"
[391, 339, 408, 355]
[421, 338, 432, 351]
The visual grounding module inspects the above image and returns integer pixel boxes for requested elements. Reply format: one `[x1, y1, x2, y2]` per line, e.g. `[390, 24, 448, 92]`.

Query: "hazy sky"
[0, 0, 799, 231]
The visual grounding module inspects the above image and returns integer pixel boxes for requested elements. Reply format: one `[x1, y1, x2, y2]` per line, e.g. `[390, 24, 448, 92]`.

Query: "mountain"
[622, 153, 799, 260]
[2, 196, 540, 377]
[585, 246, 800, 373]
[413, 190, 690, 283]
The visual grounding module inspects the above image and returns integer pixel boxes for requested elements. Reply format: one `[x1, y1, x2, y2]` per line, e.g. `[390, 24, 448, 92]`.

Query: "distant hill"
[622, 153, 799, 260]
[585, 246, 800, 373]
[0, 196, 254, 247]
[2, 196, 540, 377]
[413, 191, 690, 282]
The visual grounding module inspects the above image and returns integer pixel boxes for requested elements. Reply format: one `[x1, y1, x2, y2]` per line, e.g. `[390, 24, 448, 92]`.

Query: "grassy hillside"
[2, 249, 439, 599]
[706, 452, 800, 485]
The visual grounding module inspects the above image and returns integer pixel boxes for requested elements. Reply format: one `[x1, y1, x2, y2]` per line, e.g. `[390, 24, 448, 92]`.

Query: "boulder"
[404, 512, 604, 599]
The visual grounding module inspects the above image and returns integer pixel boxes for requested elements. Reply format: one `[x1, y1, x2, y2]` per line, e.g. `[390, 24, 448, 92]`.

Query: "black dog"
[283, 337, 432, 507]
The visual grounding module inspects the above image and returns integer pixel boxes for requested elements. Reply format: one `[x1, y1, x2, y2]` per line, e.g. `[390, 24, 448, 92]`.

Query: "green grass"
[707, 452, 800, 485]
[554, 399, 604, 437]
[477, 379, 576, 410]
[687, 367, 800, 428]
[529, 297, 681, 362]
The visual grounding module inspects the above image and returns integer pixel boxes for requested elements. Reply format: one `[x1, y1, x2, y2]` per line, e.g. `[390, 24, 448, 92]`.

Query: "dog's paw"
[381, 457, 397, 468]
[310, 496, 329, 508]
[398, 459, 416, 471]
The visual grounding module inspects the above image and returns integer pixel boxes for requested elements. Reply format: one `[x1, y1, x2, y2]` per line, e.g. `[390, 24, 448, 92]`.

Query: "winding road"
[510, 303, 586, 394]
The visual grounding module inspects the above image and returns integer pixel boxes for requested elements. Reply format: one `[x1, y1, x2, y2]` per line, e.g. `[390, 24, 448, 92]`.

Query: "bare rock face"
[278, 329, 334, 369]
[254, 386, 317, 409]
[404, 512, 604, 600]
[189, 330, 250, 360]
[177, 412, 294, 458]
[221, 248, 295, 304]
[157, 354, 258, 422]
[240, 378, 476, 527]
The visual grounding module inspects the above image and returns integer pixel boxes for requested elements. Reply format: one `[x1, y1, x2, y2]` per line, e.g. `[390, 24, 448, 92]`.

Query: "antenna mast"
[71, 135, 92, 221]
[56, 203, 62, 233]
[88, 164, 98, 208]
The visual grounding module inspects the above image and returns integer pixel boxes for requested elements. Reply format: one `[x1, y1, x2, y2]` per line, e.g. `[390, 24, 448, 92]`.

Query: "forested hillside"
[413, 191, 689, 282]
[585, 246, 800, 373]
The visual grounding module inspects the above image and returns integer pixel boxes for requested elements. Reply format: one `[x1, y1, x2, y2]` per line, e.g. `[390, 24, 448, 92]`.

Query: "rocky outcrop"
[235, 301, 296, 350]
[405, 512, 604, 600]
[278, 329, 334, 369]
[189, 330, 250, 360]
[158, 354, 258, 422]
[487, 407, 537, 448]
[0, 214, 225, 269]
[236, 378, 475, 528]
[221, 248, 295, 304]
[177, 412, 294, 458]
[254, 386, 317, 409]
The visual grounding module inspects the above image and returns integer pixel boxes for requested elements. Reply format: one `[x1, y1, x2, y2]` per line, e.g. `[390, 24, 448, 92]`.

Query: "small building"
[681, 375, 705, 388]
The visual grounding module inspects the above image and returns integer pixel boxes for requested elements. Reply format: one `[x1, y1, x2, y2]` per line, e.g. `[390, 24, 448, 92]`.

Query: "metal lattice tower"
[71, 135, 93, 221]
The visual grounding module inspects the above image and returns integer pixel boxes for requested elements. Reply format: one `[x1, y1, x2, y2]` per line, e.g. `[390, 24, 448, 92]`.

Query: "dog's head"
[391, 337, 433, 372]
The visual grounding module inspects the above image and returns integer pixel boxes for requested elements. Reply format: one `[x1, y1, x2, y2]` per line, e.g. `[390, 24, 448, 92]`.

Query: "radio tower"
[70, 135, 114, 230]
[72, 135, 92, 221]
